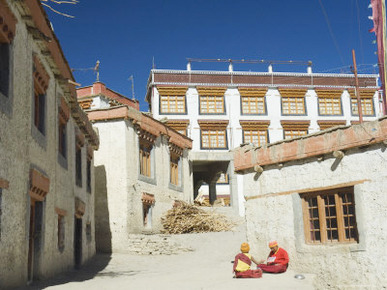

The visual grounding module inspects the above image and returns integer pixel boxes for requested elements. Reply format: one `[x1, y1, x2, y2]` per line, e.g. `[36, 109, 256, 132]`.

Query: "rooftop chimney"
[307, 62, 312, 74]
[228, 62, 233, 72]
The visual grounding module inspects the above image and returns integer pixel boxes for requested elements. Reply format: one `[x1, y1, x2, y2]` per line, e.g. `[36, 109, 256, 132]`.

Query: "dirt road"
[21, 210, 315, 290]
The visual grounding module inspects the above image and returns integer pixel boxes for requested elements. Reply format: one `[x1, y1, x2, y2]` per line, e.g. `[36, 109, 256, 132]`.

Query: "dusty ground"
[20, 209, 315, 290]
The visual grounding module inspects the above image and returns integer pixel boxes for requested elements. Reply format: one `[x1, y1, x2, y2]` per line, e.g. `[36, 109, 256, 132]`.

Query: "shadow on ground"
[15, 254, 113, 290]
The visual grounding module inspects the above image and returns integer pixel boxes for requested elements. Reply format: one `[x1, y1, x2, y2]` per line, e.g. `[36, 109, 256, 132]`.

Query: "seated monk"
[233, 243, 262, 278]
[257, 240, 289, 273]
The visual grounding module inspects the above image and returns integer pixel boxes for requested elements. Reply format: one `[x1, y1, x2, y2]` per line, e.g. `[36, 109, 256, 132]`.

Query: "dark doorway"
[74, 217, 82, 269]
[28, 199, 43, 282]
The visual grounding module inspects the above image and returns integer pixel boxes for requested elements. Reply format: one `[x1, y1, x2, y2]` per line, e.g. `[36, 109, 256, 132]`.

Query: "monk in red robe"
[233, 243, 262, 278]
[257, 240, 289, 273]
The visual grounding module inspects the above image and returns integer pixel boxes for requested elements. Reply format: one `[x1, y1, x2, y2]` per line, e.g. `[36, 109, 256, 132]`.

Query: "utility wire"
[355, 0, 365, 63]
[318, 0, 346, 65]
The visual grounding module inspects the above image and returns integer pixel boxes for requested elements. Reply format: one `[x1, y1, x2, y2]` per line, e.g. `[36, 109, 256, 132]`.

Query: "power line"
[318, 0, 345, 65]
[355, 0, 365, 63]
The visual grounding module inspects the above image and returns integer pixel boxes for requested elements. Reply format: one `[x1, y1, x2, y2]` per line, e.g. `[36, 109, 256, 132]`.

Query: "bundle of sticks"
[161, 201, 235, 234]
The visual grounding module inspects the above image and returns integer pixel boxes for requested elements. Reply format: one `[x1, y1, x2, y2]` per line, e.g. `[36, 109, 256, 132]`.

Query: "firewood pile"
[161, 201, 235, 234]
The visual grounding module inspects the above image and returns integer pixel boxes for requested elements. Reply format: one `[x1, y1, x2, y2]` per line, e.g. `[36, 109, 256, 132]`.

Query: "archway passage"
[192, 160, 230, 206]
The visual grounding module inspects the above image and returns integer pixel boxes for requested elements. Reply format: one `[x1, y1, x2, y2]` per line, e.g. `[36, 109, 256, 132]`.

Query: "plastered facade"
[82, 103, 193, 253]
[234, 119, 387, 289]
[0, 1, 98, 288]
[146, 68, 380, 216]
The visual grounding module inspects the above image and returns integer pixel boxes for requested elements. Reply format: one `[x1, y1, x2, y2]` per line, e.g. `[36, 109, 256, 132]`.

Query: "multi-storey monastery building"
[0, 0, 98, 288]
[146, 64, 380, 214]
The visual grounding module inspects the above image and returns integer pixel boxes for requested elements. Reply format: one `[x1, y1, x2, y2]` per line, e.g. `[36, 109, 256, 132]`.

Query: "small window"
[34, 92, 46, 134]
[239, 88, 267, 115]
[160, 95, 186, 114]
[141, 193, 155, 228]
[33, 56, 49, 135]
[349, 90, 375, 116]
[86, 222, 92, 243]
[280, 89, 306, 115]
[0, 44, 10, 98]
[170, 155, 179, 186]
[58, 97, 69, 159]
[75, 145, 82, 187]
[58, 120, 67, 158]
[166, 120, 189, 136]
[158, 87, 187, 114]
[243, 129, 268, 146]
[282, 96, 305, 115]
[86, 156, 92, 193]
[58, 214, 65, 251]
[75, 132, 85, 188]
[200, 96, 224, 114]
[301, 187, 358, 244]
[139, 140, 153, 177]
[241, 96, 266, 114]
[351, 98, 375, 116]
[201, 129, 227, 149]
[281, 121, 310, 140]
[217, 173, 229, 184]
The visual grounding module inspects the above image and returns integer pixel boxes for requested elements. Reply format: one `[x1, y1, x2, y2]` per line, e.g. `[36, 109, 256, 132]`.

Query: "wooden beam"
[245, 179, 370, 201]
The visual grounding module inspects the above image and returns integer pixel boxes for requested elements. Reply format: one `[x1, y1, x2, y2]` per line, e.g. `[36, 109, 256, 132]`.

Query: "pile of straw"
[161, 201, 235, 234]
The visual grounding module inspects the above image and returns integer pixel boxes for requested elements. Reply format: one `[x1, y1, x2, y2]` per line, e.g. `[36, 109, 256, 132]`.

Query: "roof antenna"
[128, 75, 135, 100]
[152, 56, 155, 69]
[94, 60, 100, 82]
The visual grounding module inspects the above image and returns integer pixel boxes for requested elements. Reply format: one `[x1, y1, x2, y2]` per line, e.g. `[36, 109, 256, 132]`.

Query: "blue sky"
[45, 0, 379, 111]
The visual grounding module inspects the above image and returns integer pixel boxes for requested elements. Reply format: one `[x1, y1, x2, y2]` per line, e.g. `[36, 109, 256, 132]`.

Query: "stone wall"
[0, 1, 96, 287]
[242, 143, 387, 289]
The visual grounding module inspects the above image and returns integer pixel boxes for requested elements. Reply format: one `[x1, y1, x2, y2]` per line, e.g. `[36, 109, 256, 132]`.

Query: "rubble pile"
[161, 201, 235, 234]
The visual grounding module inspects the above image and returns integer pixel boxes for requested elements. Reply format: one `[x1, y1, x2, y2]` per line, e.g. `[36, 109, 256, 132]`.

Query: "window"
[58, 97, 69, 159]
[316, 90, 342, 115]
[217, 173, 229, 184]
[281, 121, 310, 139]
[198, 87, 226, 114]
[158, 87, 187, 114]
[33, 56, 49, 135]
[301, 187, 358, 244]
[75, 132, 85, 187]
[349, 90, 375, 116]
[0, 2, 16, 101]
[280, 89, 306, 115]
[199, 120, 228, 149]
[86, 222, 92, 243]
[86, 147, 93, 193]
[166, 120, 189, 136]
[141, 193, 155, 228]
[240, 88, 267, 115]
[170, 155, 179, 186]
[240, 121, 269, 146]
[57, 213, 65, 252]
[317, 121, 346, 131]
[0, 44, 10, 98]
[139, 133, 155, 177]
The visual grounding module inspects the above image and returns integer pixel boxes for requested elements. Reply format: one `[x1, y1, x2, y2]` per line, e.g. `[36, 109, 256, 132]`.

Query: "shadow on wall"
[15, 254, 112, 290]
[95, 165, 112, 253]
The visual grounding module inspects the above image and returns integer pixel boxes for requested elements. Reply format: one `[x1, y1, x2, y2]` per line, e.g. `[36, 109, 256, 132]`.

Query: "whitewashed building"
[0, 0, 99, 288]
[77, 83, 193, 253]
[145, 65, 381, 214]
[233, 117, 387, 289]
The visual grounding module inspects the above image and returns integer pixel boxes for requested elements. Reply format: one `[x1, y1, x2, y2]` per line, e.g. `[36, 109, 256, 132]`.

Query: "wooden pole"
[352, 49, 363, 123]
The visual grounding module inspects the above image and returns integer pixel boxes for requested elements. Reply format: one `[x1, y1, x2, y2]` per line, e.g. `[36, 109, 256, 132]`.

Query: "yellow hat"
[240, 242, 250, 253]
[269, 240, 278, 248]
